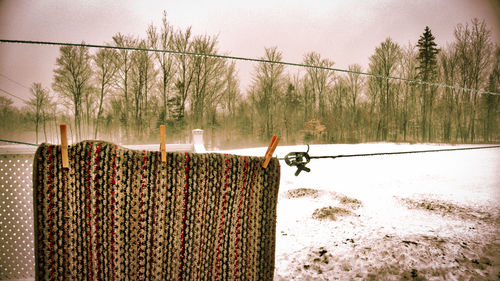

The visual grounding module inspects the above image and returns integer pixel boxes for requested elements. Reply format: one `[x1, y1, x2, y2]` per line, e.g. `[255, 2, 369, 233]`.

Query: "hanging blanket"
[33, 141, 280, 281]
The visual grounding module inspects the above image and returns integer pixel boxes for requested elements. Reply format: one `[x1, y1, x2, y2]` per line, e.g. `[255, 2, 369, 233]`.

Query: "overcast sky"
[0, 0, 499, 107]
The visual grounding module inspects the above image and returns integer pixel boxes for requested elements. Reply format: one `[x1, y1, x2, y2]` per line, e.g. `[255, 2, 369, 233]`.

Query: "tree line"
[2, 15, 499, 148]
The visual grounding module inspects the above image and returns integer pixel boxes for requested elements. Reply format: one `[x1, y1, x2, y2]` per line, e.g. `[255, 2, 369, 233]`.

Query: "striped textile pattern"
[32, 141, 280, 281]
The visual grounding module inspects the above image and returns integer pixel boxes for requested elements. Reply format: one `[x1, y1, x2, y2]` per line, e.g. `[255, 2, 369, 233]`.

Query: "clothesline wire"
[1, 39, 499, 97]
[1, 138, 499, 157]
[277, 145, 500, 161]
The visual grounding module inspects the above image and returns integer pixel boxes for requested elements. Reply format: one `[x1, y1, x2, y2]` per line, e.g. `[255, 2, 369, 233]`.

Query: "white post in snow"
[192, 129, 206, 153]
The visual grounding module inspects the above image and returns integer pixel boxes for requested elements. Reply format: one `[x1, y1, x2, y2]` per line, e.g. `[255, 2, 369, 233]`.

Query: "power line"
[0, 73, 30, 89]
[1, 39, 499, 96]
[0, 88, 28, 103]
[0, 139, 38, 146]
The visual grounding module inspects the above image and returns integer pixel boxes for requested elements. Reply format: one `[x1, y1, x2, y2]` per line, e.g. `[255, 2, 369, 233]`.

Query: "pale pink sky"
[1, 0, 499, 107]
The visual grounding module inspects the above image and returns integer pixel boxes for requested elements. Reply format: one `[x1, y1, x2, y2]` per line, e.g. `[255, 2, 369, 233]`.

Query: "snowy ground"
[221, 143, 500, 280]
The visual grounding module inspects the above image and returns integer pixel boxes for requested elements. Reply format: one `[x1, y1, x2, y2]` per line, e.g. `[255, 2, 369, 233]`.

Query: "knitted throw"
[33, 141, 280, 281]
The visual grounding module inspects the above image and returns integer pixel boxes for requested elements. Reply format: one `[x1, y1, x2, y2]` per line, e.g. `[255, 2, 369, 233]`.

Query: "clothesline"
[279, 144, 500, 176]
[3, 138, 499, 177]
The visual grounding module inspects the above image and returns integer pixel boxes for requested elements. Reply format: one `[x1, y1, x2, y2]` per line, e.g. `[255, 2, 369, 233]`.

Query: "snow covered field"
[223, 143, 500, 280]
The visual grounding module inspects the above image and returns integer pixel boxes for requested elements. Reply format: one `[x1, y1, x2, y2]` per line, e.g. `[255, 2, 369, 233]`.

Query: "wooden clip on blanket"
[263, 136, 280, 168]
[160, 125, 166, 162]
[59, 124, 69, 168]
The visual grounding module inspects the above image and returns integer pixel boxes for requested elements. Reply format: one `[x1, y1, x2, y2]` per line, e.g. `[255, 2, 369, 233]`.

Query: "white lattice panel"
[0, 141, 198, 280]
[0, 154, 35, 280]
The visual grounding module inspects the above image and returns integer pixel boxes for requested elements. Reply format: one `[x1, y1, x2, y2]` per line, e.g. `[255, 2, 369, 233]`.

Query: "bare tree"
[0, 97, 24, 139]
[147, 11, 176, 124]
[82, 85, 96, 138]
[467, 19, 493, 142]
[190, 34, 226, 128]
[328, 76, 348, 142]
[52, 44, 92, 141]
[346, 64, 364, 141]
[113, 33, 136, 141]
[220, 61, 241, 143]
[454, 18, 493, 142]
[130, 39, 157, 139]
[439, 45, 459, 142]
[47, 100, 58, 143]
[282, 78, 302, 143]
[251, 47, 285, 140]
[222, 61, 240, 118]
[368, 38, 401, 141]
[399, 42, 418, 141]
[303, 52, 335, 118]
[93, 48, 119, 138]
[27, 83, 51, 143]
[172, 27, 195, 120]
[482, 46, 500, 142]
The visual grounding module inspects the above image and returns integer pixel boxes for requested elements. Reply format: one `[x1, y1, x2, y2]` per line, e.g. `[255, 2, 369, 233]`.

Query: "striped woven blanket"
[33, 141, 280, 280]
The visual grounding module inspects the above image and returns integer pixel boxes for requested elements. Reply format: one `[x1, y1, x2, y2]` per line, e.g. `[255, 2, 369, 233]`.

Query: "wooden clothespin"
[59, 124, 69, 168]
[262, 136, 280, 168]
[160, 125, 166, 162]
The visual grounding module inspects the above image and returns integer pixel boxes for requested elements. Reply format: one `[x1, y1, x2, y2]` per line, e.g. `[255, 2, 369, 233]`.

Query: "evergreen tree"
[417, 26, 439, 81]
[416, 26, 439, 141]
